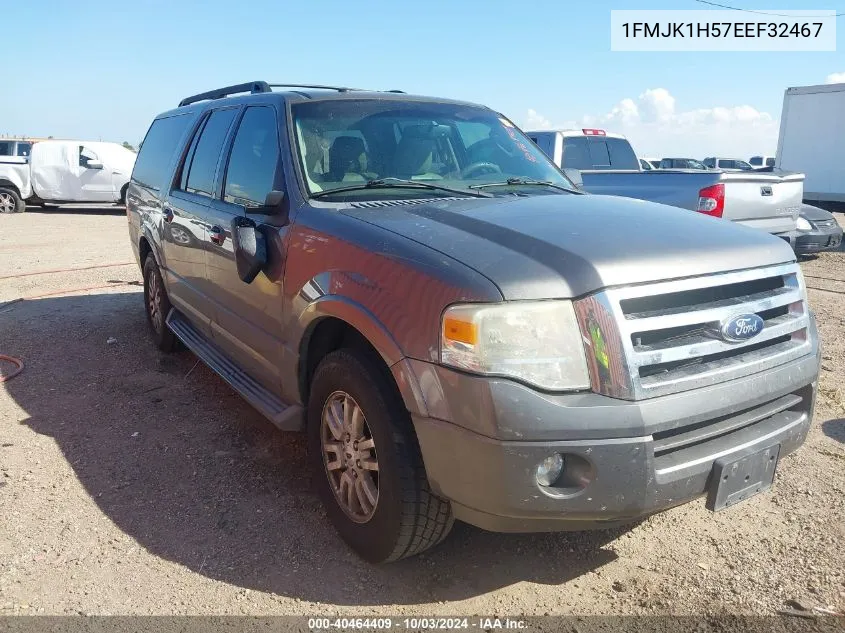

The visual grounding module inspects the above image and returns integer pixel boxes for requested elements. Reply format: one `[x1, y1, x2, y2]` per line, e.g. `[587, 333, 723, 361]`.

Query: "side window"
[179, 118, 205, 192]
[587, 140, 611, 168]
[703, 158, 715, 168]
[750, 156, 761, 166]
[0, 141, 12, 156]
[132, 114, 193, 191]
[561, 137, 591, 170]
[223, 106, 280, 209]
[16, 143, 31, 157]
[79, 146, 98, 168]
[184, 108, 238, 198]
[455, 121, 491, 149]
[766, 158, 775, 167]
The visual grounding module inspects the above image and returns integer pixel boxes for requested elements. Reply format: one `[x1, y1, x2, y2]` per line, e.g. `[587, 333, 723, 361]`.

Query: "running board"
[166, 310, 304, 432]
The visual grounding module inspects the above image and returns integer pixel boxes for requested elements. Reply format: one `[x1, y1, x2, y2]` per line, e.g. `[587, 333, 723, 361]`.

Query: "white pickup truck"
[0, 140, 136, 213]
[526, 128, 804, 242]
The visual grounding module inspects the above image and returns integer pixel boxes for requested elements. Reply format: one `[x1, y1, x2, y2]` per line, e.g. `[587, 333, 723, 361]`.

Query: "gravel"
[0, 207, 843, 617]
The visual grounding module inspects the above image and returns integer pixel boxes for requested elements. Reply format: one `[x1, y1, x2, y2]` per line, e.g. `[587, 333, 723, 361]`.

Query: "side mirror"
[86, 159, 104, 170]
[563, 168, 583, 190]
[231, 217, 267, 284]
[249, 190, 287, 218]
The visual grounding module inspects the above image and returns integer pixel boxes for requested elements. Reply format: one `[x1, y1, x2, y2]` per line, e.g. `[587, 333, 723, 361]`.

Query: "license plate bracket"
[706, 444, 780, 512]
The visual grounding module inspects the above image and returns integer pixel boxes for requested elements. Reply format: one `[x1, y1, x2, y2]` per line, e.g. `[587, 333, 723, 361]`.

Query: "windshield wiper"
[468, 177, 581, 194]
[310, 177, 493, 199]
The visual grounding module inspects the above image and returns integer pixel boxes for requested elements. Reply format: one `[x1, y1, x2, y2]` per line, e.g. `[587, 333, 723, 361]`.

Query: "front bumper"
[794, 225, 843, 254]
[409, 321, 820, 532]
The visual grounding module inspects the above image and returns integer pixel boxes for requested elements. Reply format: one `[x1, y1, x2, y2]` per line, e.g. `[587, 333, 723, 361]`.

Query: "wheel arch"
[0, 179, 21, 196]
[297, 298, 428, 418]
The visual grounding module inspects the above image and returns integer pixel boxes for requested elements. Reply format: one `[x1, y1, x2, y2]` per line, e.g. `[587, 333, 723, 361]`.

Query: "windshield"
[685, 159, 707, 170]
[734, 160, 753, 170]
[291, 99, 572, 198]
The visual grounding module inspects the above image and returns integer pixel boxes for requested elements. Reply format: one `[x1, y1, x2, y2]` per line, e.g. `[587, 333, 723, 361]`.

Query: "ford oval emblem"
[720, 313, 764, 342]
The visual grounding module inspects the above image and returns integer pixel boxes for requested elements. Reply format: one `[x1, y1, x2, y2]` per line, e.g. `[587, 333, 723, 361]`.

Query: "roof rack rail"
[179, 81, 271, 107]
[178, 81, 404, 107]
[267, 83, 360, 92]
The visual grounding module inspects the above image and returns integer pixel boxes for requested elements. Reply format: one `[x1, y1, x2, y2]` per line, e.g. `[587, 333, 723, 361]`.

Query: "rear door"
[162, 106, 239, 334]
[202, 103, 287, 391]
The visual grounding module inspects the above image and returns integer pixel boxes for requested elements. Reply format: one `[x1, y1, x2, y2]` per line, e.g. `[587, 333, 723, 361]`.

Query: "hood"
[800, 203, 834, 223]
[341, 194, 796, 300]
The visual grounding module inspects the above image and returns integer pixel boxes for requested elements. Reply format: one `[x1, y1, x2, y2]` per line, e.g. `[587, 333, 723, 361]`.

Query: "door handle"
[210, 225, 226, 245]
[162, 206, 174, 223]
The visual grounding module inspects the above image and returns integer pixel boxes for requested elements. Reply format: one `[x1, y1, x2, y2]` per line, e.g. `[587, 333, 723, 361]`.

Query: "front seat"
[394, 126, 442, 180]
[328, 136, 368, 182]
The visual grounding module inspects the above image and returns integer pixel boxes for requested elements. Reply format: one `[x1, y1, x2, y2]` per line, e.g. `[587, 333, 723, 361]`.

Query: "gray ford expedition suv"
[128, 81, 821, 563]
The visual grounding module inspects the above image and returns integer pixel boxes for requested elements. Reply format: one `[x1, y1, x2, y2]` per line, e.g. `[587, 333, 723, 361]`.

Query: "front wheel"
[0, 187, 24, 213]
[308, 349, 454, 563]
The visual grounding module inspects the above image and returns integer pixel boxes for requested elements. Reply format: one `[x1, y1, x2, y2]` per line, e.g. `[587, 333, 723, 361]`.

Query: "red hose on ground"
[0, 355, 24, 383]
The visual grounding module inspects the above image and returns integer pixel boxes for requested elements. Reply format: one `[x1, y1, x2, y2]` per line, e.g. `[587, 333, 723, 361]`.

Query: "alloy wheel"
[321, 391, 379, 523]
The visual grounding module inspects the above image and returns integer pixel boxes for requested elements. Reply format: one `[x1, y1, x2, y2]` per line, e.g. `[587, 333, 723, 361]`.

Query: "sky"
[3, 0, 844, 159]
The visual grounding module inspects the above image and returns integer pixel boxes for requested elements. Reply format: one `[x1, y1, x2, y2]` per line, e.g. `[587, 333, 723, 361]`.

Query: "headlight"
[794, 266, 809, 304]
[440, 301, 590, 391]
[796, 216, 813, 231]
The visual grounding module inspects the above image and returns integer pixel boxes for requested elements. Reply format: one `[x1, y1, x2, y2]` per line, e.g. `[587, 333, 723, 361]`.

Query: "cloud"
[524, 108, 553, 130]
[826, 72, 845, 84]
[522, 88, 779, 158]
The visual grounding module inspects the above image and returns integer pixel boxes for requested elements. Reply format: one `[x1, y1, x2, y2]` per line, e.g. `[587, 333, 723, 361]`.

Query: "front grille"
[594, 263, 811, 400]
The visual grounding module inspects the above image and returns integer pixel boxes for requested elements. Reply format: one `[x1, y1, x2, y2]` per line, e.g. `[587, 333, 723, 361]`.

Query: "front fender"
[297, 294, 429, 417]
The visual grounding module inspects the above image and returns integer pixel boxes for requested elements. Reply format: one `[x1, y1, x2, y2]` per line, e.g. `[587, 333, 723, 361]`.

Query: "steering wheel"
[460, 162, 502, 179]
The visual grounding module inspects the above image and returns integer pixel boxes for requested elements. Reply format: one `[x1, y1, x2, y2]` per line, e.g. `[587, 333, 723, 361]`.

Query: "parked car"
[129, 81, 819, 563]
[794, 203, 843, 255]
[525, 129, 804, 242]
[750, 155, 776, 169]
[0, 140, 136, 212]
[776, 82, 845, 208]
[659, 157, 709, 170]
[703, 157, 754, 171]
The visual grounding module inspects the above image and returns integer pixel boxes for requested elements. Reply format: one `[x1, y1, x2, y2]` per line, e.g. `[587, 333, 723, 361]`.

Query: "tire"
[0, 187, 25, 213]
[308, 348, 454, 563]
[142, 255, 178, 352]
[119, 184, 128, 206]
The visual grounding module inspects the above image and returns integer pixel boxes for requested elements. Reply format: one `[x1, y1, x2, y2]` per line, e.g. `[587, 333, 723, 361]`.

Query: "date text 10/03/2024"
[307, 617, 527, 630]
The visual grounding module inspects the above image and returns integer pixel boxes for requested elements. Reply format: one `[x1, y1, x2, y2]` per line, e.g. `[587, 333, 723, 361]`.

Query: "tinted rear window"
[185, 108, 238, 197]
[132, 114, 192, 191]
[562, 136, 638, 170]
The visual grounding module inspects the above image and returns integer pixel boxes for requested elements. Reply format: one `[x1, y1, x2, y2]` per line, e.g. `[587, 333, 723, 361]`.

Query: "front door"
[77, 145, 115, 201]
[203, 104, 288, 392]
[162, 106, 239, 336]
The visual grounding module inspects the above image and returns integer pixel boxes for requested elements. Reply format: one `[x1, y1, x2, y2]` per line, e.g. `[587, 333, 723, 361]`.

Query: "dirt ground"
[0, 207, 843, 618]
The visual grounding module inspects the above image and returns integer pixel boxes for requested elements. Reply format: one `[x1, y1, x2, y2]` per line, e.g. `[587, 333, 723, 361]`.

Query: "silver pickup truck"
[526, 129, 804, 241]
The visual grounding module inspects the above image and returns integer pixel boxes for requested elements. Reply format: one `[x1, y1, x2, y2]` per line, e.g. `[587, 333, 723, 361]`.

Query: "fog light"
[536, 454, 564, 487]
